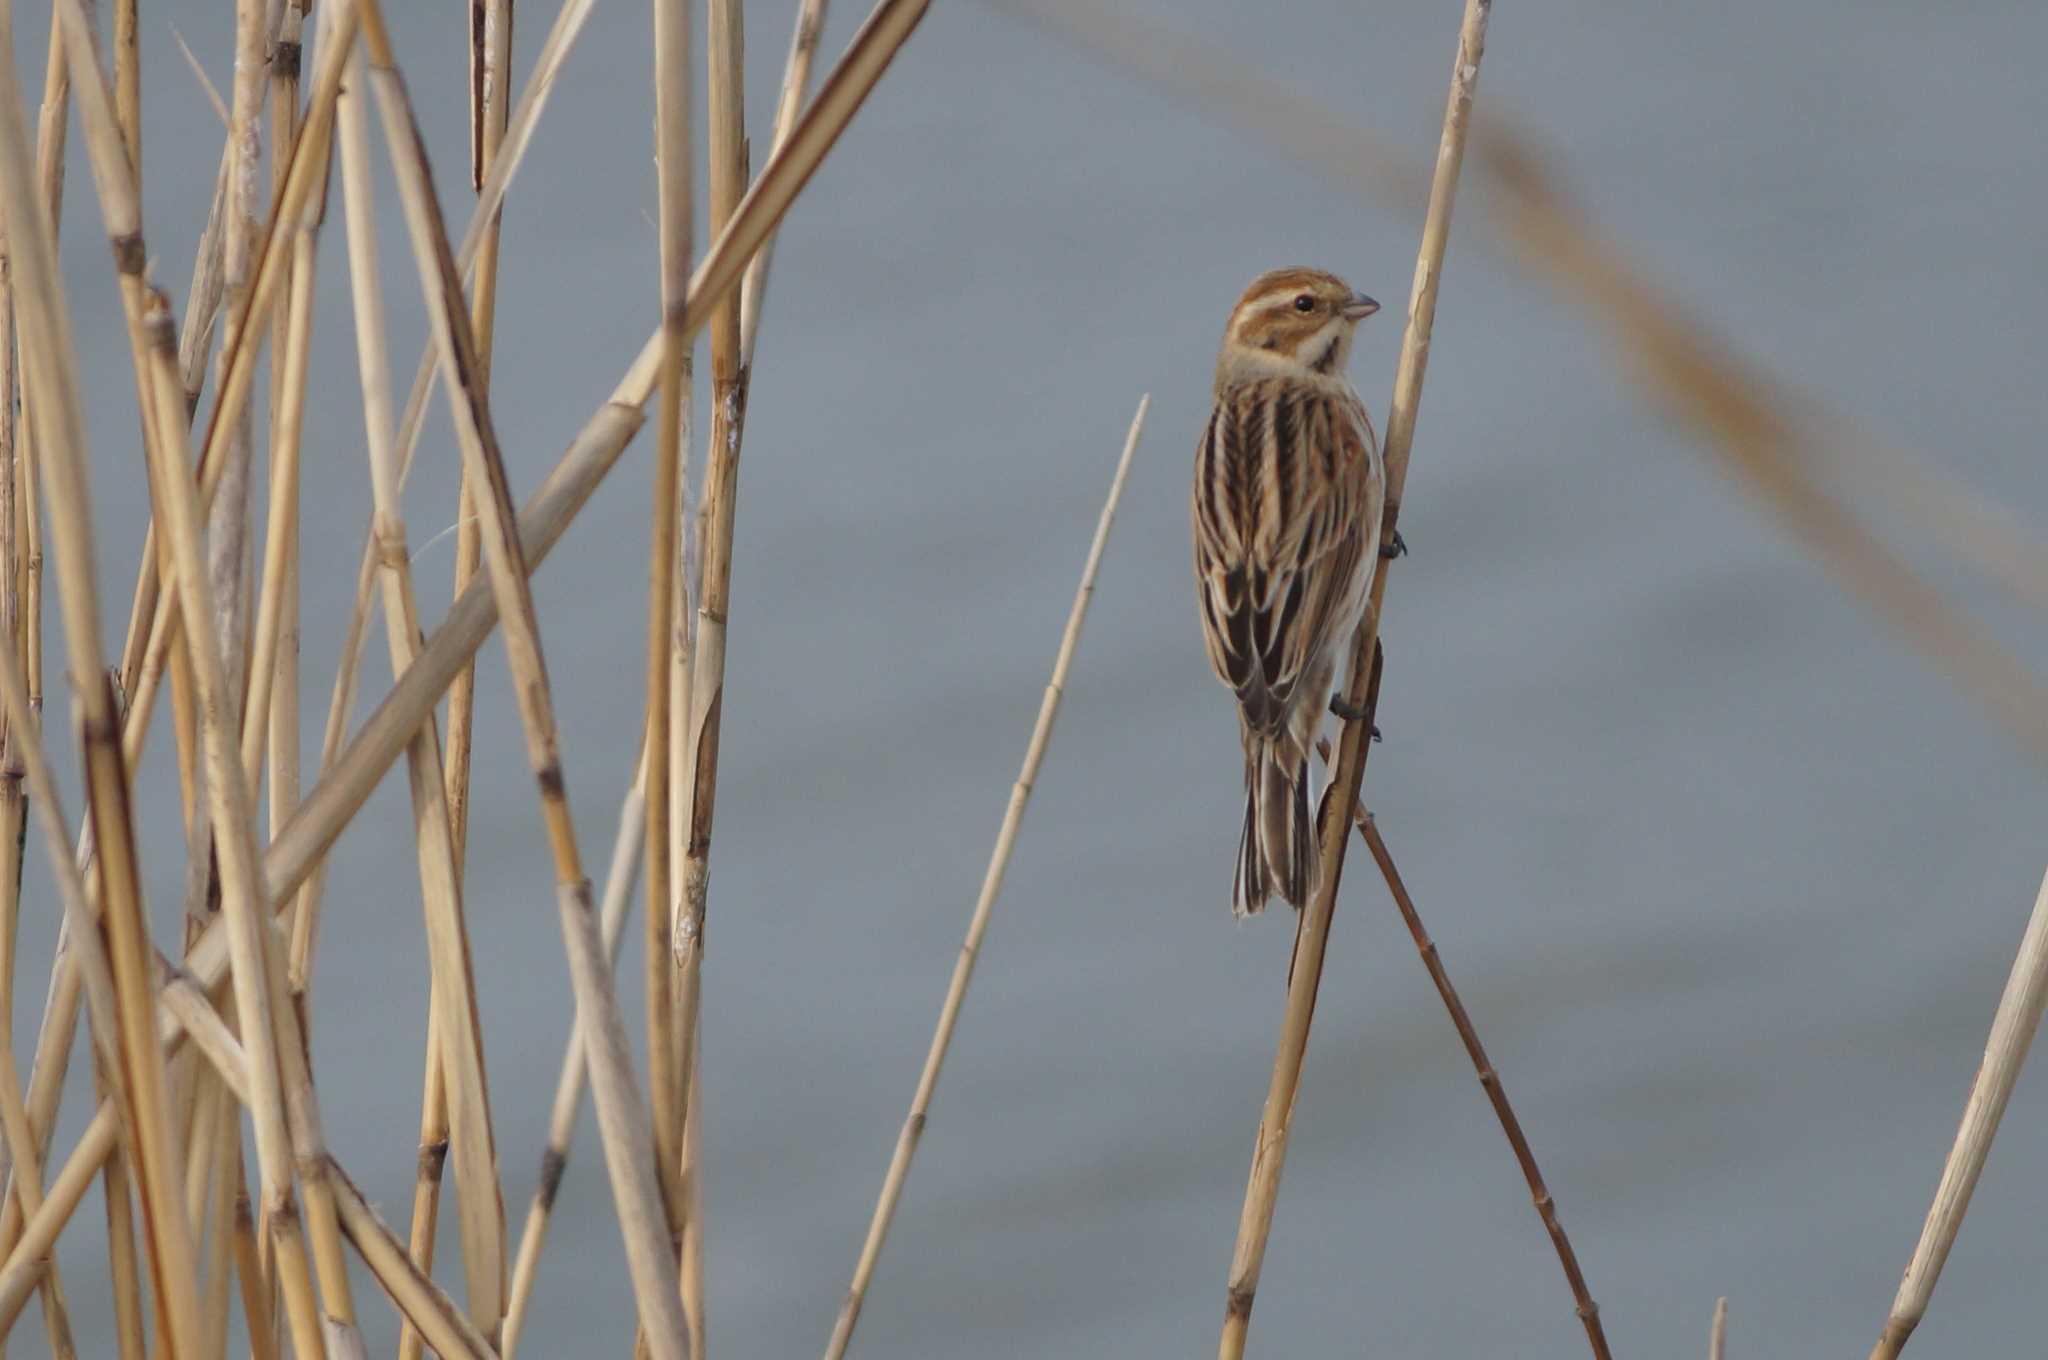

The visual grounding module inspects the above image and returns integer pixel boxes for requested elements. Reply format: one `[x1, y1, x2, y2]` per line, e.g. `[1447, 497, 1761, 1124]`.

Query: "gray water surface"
[22, 1, 2048, 1355]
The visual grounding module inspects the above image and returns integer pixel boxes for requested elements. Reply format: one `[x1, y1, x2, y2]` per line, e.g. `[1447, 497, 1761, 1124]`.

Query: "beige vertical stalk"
[0, 21, 206, 1359]
[332, 33, 507, 1348]
[444, 0, 516, 882]
[205, 0, 269, 715]
[503, 762, 648, 1358]
[294, 0, 594, 988]
[646, 0, 695, 1270]
[1215, 5, 1490, 1357]
[354, 2, 689, 1352]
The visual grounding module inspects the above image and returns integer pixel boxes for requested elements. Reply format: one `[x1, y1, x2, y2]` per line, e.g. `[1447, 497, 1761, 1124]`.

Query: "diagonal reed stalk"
[1351, 805, 1611, 1357]
[1213, 4, 1491, 1354]
[1220, 5, 1486, 1353]
[504, 758, 649, 1358]
[1869, 864, 2048, 1359]
[407, 16, 520, 1326]
[0, 16, 207, 1355]
[334, 31, 507, 1348]
[354, 1, 688, 1351]
[2, 0, 934, 1340]
[824, 395, 1149, 1360]
[293, 0, 594, 987]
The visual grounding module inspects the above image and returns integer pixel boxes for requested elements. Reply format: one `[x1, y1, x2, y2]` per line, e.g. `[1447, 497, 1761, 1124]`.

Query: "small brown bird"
[1192, 267, 1386, 916]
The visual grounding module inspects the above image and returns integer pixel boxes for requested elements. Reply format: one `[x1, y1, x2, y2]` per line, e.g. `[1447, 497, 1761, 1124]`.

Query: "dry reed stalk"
[205, 0, 271, 712]
[0, 755, 75, 1359]
[445, 0, 516, 882]
[1480, 138, 2048, 756]
[132, 289, 338, 1358]
[0, 1109, 114, 1335]
[199, 1089, 240, 1357]
[309, 0, 908, 931]
[241, 165, 316, 804]
[1868, 865, 2048, 1359]
[232, 1180, 281, 1360]
[1711, 1297, 1728, 1360]
[249, 0, 312, 819]
[1352, 807, 1610, 1357]
[823, 396, 1149, 1359]
[98, 1129, 144, 1360]
[327, 1158, 497, 1360]
[22, 0, 930, 1246]
[0, 23, 207, 1356]
[673, 0, 748, 1111]
[333, 38, 507, 1343]
[739, 0, 830, 359]
[667, 2, 746, 1346]
[644, 0, 695, 1263]
[1216, 5, 1490, 1354]
[114, 0, 138, 181]
[503, 759, 648, 1358]
[354, 2, 688, 1351]
[293, 0, 594, 986]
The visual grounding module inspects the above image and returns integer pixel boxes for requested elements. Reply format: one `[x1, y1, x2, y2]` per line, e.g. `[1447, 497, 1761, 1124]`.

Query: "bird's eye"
[1293, 294, 1316, 313]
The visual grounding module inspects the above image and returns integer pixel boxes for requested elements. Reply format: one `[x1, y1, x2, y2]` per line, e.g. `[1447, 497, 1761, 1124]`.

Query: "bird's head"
[1215, 267, 1379, 390]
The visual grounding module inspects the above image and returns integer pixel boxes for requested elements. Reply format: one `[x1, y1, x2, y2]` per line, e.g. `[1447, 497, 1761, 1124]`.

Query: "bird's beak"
[1341, 292, 1380, 321]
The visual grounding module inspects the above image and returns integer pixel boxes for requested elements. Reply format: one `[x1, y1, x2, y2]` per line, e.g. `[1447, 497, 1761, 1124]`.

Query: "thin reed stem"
[12, 0, 932, 1275]
[504, 757, 648, 1358]
[1352, 807, 1610, 1358]
[356, 2, 687, 1350]
[1216, 5, 1489, 1354]
[334, 34, 506, 1346]
[824, 396, 1148, 1359]
[645, 0, 695, 1267]
[0, 22, 205, 1354]
[1869, 865, 2048, 1359]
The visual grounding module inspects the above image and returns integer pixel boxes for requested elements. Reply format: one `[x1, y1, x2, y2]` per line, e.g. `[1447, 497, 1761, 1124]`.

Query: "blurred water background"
[14, 0, 2048, 1354]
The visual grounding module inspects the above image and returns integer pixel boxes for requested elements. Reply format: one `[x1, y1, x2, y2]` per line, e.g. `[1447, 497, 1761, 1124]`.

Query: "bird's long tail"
[1233, 736, 1315, 917]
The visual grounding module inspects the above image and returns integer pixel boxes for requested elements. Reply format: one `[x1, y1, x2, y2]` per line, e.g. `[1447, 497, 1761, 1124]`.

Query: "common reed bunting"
[1192, 268, 1386, 917]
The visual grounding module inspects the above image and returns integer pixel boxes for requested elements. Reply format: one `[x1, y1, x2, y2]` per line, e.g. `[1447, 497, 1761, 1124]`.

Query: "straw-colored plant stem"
[354, 3, 689, 1353]
[1869, 865, 2048, 1359]
[333, 35, 508, 1349]
[504, 760, 648, 1358]
[390, 0, 517, 1342]
[447, 0, 514, 875]
[1711, 1297, 1729, 1360]
[0, 21, 208, 1358]
[206, 0, 270, 711]
[295, 0, 592, 988]
[9, 0, 928, 1274]
[1351, 808, 1610, 1357]
[824, 396, 1149, 1360]
[409, 11, 521, 1305]
[645, 0, 694, 1264]
[1216, 5, 1489, 1356]
[250, 0, 311, 837]
[135, 289, 345, 1359]
[668, 0, 745, 1346]
[0, 730, 75, 1360]
[328, 1159, 497, 1360]
[0, 611, 126, 1360]
[114, 0, 138, 192]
